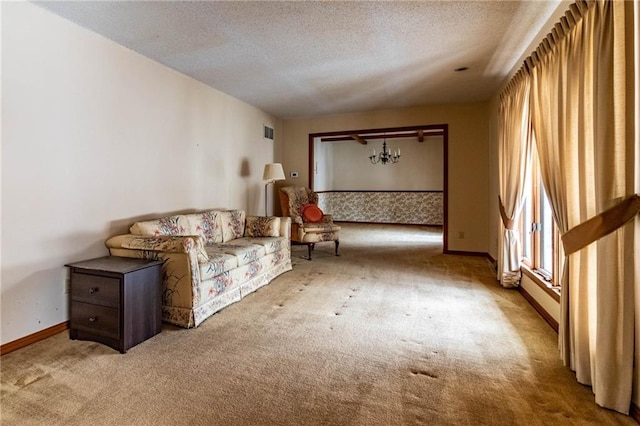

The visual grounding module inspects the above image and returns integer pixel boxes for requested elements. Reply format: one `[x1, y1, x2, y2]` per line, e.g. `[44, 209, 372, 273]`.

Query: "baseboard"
[518, 286, 559, 333]
[1, 321, 69, 356]
[444, 250, 494, 262]
[630, 401, 639, 423]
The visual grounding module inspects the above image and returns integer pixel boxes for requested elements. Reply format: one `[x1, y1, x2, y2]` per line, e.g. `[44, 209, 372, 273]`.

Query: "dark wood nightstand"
[66, 256, 163, 353]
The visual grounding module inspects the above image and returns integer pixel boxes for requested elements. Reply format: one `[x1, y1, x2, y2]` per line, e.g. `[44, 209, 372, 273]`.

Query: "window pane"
[521, 196, 531, 261]
[540, 185, 553, 274]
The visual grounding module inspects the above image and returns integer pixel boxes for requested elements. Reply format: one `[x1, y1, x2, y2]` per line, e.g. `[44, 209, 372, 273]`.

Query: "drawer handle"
[88, 317, 97, 322]
[89, 287, 99, 294]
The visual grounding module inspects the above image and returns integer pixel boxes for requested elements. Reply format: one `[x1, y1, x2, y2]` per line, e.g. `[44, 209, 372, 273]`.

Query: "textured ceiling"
[35, 1, 563, 119]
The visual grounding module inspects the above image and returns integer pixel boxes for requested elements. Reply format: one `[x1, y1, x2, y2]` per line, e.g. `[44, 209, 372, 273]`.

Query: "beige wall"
[487, 95, 501, 261]
[1, 3, 281, 345]
[281, 103, 490, 253]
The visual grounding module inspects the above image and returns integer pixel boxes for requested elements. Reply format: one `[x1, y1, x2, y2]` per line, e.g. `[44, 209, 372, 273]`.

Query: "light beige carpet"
[1, 223, 635, 425]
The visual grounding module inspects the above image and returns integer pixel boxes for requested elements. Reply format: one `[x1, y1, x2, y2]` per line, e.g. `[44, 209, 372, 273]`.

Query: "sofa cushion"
[241, 237, 287, 255]
[186, 211, 223, 244]
[130, 215, 189, 236]
[245, 216, 281, 237]
[218, 210, 246, 242]
[207, 240, 266, 267]
[199, 250, 239, 281]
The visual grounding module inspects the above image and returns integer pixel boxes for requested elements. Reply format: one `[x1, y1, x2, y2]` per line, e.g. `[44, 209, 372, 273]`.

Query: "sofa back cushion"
[245, 216, 281, 237]
[218, 210, 246, 242]
[129, 210, 245, 242]
[185, 211, 223, 244]
[130, 215, 189, 236]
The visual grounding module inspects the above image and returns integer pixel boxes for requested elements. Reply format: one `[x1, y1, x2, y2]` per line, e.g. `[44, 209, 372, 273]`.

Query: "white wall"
[313, 137, 333, 192]
[1, 2, 281, 345]
[329, 136, 443, 190]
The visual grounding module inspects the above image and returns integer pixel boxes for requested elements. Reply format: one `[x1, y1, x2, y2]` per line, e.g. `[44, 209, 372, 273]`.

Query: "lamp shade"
[262, 163, 285, 181]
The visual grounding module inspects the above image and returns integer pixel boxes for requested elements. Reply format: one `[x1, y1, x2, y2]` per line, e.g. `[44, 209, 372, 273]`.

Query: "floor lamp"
[262, 163, 285, 216]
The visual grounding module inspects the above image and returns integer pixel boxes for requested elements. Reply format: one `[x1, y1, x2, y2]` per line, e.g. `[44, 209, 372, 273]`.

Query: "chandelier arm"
[367, 137, 400, 165]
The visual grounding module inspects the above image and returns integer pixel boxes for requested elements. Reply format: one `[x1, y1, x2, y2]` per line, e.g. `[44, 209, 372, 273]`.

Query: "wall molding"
[518, 286, 559, 333]
[1, 321, 69, 356]
[316, 190, 444, 193]
[308, 123, 449, 252]
[337, 220, 443, 227]
[444, 250, 495, 263]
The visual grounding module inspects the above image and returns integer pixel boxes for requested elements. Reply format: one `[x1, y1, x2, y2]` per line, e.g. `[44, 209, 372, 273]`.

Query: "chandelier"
[369, 139, 400, 165]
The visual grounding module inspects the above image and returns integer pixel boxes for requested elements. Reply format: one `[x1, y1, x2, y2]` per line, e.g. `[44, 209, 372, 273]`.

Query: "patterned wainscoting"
[317, 191, 443, 225]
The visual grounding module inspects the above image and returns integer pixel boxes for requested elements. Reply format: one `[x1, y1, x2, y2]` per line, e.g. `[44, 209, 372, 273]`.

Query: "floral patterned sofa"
[105, 210, 291, 328]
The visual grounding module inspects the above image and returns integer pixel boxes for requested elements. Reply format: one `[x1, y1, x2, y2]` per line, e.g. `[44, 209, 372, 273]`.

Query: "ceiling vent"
[263, 125, 274, 141]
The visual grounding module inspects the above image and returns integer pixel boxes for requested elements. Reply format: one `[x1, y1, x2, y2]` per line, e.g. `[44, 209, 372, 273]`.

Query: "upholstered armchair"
[279, 186, 340, 260]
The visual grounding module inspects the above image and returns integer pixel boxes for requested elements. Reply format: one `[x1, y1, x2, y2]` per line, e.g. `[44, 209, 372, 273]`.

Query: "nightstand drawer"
[71, 273, 120, 307]
[71, 302, 119, 338]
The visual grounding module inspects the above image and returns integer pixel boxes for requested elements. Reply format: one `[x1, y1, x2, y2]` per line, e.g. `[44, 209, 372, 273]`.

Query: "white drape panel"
[497, 73, 532, 288]
[529, 0, 635, 414]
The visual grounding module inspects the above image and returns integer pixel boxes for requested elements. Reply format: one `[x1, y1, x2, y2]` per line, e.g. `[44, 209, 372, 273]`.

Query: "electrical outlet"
[290, 171, 299, 178]
[459, 231, 465, 239]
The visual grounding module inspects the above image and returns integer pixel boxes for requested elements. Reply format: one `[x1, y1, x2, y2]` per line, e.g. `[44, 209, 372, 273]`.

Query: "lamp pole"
[264, 180, 272, 216]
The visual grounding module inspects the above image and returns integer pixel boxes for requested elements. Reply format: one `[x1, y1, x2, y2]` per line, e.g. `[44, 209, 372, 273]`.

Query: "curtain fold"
[497, 71, 532, 288]
[529, 0, 635, 414]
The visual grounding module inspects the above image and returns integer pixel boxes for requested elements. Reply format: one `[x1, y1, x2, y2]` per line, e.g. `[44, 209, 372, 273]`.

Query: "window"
[539, 185, 554, 274]
[521, 196, 532, 262]
[521, 148, 561, 289]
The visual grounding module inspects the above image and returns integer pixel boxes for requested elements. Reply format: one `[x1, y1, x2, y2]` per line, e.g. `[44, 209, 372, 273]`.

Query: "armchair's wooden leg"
[307, 244, 312, 260]
[335, 240, 340, 256]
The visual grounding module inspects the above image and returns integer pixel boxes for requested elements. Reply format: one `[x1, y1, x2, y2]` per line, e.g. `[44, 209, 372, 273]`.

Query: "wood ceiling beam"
[350, 134, 368, 145]
[321, 130, 443, 143]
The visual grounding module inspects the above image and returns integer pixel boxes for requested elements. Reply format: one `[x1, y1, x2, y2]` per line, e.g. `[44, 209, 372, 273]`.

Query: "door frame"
[308, 123, 449, 252]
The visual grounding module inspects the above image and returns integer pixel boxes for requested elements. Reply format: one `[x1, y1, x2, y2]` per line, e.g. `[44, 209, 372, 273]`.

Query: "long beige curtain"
[497, 72, 532, 288]
[529, 0, 636, 414]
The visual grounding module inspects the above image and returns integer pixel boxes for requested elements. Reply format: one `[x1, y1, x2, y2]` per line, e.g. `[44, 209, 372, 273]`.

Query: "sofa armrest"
[106, 234, 208, 263]
[279, 217, 291, 239]
[244, 216, 292, 239]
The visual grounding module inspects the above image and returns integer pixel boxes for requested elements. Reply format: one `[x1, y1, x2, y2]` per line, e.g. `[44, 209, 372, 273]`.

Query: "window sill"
[521, 265, 560, 302]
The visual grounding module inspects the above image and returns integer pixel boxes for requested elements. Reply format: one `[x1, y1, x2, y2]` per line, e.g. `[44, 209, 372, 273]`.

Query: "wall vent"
[263, 125, 274, 141]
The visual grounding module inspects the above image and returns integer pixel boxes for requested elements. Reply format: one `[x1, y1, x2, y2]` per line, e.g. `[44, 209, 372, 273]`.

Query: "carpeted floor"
[0, 223, 635, 425]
